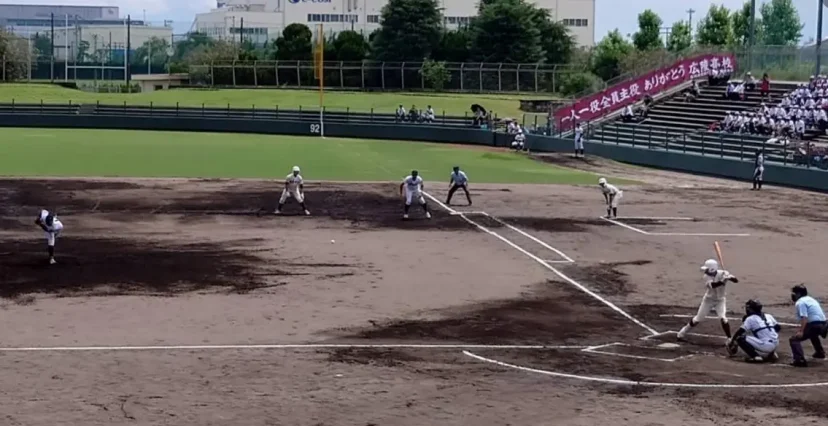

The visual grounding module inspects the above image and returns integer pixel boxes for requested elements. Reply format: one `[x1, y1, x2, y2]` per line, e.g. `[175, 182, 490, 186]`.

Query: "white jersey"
[450, 171, 468, 185]
[702, 269, 735, 301]
[741, 313, 779, 342]
[285, 174, 303, 190]
[39, 209, 63, 232]
[403, 175, 423, 193]
[575, 126, 584, 141]
[601, 183, 620, 196]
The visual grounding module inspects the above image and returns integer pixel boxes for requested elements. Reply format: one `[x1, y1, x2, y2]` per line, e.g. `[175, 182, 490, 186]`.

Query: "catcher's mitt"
[725, 339, 739, 357]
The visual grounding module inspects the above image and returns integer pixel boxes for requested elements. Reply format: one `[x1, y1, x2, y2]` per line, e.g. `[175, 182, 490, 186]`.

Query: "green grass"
[0, 83, 552, 119]
[0, 128, 614, 184]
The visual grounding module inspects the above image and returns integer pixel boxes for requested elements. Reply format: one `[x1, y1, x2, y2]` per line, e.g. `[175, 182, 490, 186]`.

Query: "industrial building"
[193, 0, 595, 47]
[0, 4, 173, 61]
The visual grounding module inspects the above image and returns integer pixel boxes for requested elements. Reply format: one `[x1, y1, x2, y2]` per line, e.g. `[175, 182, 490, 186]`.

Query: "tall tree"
[532, 9, 575, 64]
[172, 32, 213, 62]
[0, 29, 28, 80]
[696, 4, 734, 46]
[133, 37, 171, 67]
[331, 30, 369, 61]
[591, 29, 634, 81]
[667, 21, 692, 52]
[471, 0, 543, 63]
[32, 33, 51, 57]
[633, 9, 664, 51]
[761, 0, 802, 46]
[274, 23, 313, 60]
[371, 0, 442, 61]
[432, 28, 473, 62]
[732, 0, 763, 47]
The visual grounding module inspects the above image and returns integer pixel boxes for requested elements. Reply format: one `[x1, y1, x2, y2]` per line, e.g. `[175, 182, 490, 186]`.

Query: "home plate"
[658, 343, 681, 349]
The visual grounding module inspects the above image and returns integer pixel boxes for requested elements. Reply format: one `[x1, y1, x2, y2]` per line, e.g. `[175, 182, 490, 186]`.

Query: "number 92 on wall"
[310, 123, 322, 134]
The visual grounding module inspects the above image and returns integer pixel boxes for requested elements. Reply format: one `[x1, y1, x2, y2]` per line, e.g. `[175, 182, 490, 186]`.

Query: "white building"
[49, 24, 173, 61]
[192, 0, 595, 47]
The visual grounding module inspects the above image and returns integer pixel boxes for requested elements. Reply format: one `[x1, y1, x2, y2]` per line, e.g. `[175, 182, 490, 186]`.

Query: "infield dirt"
[1, 170, 827, 425]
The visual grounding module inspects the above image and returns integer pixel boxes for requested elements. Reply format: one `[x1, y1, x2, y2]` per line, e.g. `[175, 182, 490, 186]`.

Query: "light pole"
[817, 0, 827, 76]
[748, 0, 756, 71]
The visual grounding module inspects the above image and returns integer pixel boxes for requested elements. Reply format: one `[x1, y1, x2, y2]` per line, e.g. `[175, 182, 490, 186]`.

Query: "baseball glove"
[725, 339, 739, 357]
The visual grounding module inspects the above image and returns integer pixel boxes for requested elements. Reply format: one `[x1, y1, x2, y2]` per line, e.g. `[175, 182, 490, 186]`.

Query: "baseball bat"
[714, 241, 724, 268]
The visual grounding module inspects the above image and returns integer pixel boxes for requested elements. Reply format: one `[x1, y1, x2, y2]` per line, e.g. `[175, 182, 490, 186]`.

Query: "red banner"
[554, 53, 737, 131]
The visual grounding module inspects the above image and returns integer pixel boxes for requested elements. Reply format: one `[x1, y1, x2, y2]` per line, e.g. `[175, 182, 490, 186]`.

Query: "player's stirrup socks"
[421, 202, 429, 212]
[721, 320, 732, 338]
[48, 245, 54, 259]
[612, 207, 617, 217]
[404, 204, 411, 214]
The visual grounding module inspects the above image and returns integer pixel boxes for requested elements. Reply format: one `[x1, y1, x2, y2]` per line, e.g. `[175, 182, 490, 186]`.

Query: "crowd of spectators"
[716, 75, 828, 140]
[395, 104, 436, 123]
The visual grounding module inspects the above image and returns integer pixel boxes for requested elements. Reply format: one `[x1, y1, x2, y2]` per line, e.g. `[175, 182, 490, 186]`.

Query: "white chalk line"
[619, 216, 695, 221]
[660, 314, 799, 328]
[463, 351, 828, 388]
[424, 192, 659, 336]
[0, 343, 588, 353]
[480, 212, 575, 263]
[639, 330, 728, 341]
[581, 342, 694, 362]
[600, 217, 751, 237]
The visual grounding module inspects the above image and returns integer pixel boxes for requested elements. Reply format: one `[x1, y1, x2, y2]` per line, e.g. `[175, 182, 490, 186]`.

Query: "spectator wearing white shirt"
[622, 105, 635, 122]
[424, 105, 435, 123]
[396, 105, 406, 122]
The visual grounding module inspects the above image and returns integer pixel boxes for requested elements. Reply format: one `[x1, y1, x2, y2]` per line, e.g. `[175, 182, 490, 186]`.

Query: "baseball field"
[1, 128, 828, 425]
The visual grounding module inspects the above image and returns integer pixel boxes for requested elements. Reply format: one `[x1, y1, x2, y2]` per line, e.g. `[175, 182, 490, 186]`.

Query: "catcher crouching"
[726, 299, 780, 363]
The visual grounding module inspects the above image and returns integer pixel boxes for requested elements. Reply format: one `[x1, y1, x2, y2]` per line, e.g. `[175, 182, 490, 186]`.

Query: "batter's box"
[601, 216, 750, 237]
[582, 342, 694, 362]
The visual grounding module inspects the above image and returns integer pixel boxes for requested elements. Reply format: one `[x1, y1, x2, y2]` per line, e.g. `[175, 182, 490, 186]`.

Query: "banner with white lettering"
[553, 53, 736, 131]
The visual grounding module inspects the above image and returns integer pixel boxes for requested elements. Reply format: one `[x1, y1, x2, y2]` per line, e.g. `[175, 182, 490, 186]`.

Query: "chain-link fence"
[186, 61, 585, 93]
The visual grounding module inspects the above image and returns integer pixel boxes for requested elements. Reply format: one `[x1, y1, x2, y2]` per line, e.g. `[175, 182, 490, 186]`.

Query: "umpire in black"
[446, 166, 472, 206]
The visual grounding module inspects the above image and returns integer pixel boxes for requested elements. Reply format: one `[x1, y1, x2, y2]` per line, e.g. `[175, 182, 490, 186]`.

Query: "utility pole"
[748, 0, 756, 71]
[50, 13, 54, 82]
[817, 0, 825, 77]
[687, 8, 695, 31]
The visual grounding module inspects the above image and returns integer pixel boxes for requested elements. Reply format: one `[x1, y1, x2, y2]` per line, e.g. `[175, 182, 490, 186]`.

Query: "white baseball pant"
[405, 189, 425, 206]
[279, 188, 304, 204]
[46, 220, 63, 246]
[745, 336, 778, 356]
[574, 136, 584, 150]
[693, 296, 727, 323]
[609, 192, 623, 208]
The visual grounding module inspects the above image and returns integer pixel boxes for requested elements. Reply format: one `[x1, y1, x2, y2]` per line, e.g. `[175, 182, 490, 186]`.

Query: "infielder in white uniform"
[574, 122, 585, 158]
[598, 177, 622, 219]
[399, 170, 431, 220]
[677, 259, 739, 342]
[726, 299, 780, 362]
[35, 209, 63, 265]
[275, 166, 310, 215]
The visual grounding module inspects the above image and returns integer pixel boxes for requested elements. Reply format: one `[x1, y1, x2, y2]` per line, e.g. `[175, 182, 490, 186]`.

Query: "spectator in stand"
[691, 80, 701, 97]
[760, 73, 771, 101]
[622, 105, 635, 122]
[408, 105, 419, 122]
[396, 105, 407, 122]
[726, 82, 738, 100]
[744, 72, 757, 91]
[424, 105, 435, 123]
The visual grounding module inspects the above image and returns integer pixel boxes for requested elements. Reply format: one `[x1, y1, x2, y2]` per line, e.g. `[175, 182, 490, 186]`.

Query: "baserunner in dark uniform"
[446, 166, 472, 206]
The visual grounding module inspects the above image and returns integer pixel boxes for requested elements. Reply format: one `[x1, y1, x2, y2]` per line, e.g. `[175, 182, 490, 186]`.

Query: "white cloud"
[0, 0, 214, 24]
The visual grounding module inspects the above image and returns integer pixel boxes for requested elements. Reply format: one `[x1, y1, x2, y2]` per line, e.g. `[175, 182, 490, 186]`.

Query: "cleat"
[403, 214, 409, 219]
[791, 359, 808, 368]
[304, 210, 311, 216]
[274, 210, 282, 215]
[746, 356, 764, 363]
[812, 352, 826, 360]
[676, 335, 687, 342]
[426, 212, 432, 219]
[49, 258, 57, 265]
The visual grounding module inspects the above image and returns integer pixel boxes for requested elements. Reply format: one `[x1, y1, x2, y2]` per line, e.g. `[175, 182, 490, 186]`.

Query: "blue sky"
[2, 0, 826, 42]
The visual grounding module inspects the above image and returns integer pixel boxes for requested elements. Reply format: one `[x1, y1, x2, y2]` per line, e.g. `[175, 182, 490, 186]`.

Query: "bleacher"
[589, 81, 820, 166]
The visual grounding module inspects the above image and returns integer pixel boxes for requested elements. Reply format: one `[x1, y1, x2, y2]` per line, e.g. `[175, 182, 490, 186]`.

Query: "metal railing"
[583, 121, 828, 170]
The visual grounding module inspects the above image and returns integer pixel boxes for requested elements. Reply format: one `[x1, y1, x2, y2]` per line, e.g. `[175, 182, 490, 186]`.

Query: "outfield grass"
[0, 128, 616, 184]
[0, 83, 549, 119]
